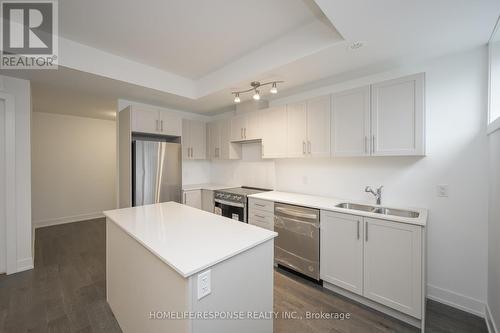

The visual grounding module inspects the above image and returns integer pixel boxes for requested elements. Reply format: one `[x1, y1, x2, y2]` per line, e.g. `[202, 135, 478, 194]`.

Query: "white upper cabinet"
[306, 96, 331, 157]
[363, 217, 422, 318]
[230, 114, 247, 142]
[262, 105, 287, 159]
[286, 102, 308, 158]
[321, 211, 364, 295]
[207, 121, 221, 159]
[286, 97, 331, 158]
[245, 111, 262, 141]
[182, 119, 206, 160]
[159, 111, 182, 136]
[371, 73, 425, 156]
[230, 112, 262, 142]
[208, 119, 241, 160]
[331, 86, 371, 157]
[131, 106, 181, 136]
[131, 106, 161, 134]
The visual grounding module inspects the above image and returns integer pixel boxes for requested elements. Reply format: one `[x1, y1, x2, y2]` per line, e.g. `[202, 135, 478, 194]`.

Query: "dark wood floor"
[0, 218, 488, 333]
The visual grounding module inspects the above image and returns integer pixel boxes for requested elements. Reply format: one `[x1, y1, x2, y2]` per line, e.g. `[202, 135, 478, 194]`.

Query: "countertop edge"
[182, 183, 233, 191]
[103, 211, 277, 278]
[248, 192, 428, 227]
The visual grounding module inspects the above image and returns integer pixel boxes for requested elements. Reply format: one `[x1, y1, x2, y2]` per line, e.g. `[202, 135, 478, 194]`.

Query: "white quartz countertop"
[182, 183, 232, 191]
[248, 191, 428, 226]
[104, 202, 277, 278]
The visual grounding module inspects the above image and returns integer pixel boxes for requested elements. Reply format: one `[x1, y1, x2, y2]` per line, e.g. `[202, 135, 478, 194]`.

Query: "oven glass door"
[214, 200, 245, 222]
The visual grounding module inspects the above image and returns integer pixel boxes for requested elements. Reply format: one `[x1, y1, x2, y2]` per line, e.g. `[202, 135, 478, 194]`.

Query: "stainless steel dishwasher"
[274, 203, 320, 280]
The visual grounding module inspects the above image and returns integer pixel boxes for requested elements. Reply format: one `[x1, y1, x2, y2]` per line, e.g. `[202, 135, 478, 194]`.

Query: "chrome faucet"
[365, 185, 383, 205]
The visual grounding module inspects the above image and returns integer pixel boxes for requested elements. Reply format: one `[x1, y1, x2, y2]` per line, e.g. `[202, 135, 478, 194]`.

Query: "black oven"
[214, 198, 246, 222]
[213, 187, 272, 223]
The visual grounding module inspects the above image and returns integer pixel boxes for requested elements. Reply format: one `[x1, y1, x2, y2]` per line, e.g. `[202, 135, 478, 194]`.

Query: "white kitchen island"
[104, 202, 277, 333]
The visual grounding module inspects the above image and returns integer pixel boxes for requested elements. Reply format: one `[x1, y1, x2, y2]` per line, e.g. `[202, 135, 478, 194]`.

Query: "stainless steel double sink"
[335, 203, 419, 218]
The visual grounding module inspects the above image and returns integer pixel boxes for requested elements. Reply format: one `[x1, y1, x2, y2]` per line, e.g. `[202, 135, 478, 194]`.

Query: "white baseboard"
[427, 284, 485, 317]
[16, 257, 33, 273]
[486, 304, 499, 333]
[33, 212, 105, 229]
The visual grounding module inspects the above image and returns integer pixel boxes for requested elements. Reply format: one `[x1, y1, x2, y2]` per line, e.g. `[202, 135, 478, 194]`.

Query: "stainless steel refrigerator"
[132, 140, 182, 206]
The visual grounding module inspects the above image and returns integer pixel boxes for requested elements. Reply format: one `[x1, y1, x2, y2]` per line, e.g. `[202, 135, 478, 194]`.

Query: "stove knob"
[232, 195, 239, 200]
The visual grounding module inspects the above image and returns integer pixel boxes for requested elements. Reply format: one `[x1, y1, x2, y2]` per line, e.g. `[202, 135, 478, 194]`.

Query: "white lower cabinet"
[320, 211, 363, 295]
[201, 189, 214, 213]
[248, 198, 274, 231]
[363, 217, 422, 318]
[182, 190, 202, 209]
[321, 211, 423, 320]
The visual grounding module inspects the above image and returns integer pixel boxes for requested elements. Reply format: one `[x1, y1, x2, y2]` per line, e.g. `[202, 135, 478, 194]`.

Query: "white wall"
[211, 46, 490, 315]
[488, 128, 500, 331]
[0, 75, 33, 273]
[182, 160, 212, 185]
[210, 143, 275, 188]
[31, 112, 116, 227]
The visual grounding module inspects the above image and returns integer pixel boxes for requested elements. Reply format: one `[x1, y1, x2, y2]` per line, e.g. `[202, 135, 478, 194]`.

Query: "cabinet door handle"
[302, 141, 306, 154]
[160, 120, 163, 131]
[184, 192, 186, 203]
[365, 221, 368, 242]
[357, 220, 360, 240]
[191, 147, 194, 158]
[364, 136, 368, 154]
[308, 141, 311, 154]
[244, 128, 247, 139]
[255, 215, 266, 219]
[372, 135, 376, 153]
[156, 119, 159, 131]
[240, 128, 243, 139]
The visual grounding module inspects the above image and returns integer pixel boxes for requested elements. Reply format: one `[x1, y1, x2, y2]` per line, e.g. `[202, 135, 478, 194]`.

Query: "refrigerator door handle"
[154, 143, 164, 203]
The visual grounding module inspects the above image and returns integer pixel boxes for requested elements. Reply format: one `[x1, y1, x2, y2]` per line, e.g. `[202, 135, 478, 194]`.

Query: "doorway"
[0, 98, 5, 273]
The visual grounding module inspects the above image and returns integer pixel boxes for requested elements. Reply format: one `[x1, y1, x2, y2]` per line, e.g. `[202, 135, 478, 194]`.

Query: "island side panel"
[106, 219, 190, 333]
[189, 240, 274, 333]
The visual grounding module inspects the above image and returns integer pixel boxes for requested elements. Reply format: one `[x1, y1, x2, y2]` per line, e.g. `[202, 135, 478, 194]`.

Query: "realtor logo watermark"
[1, 0, 58, 69]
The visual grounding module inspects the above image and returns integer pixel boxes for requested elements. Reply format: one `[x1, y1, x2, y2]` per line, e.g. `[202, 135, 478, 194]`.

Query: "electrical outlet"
[197, 270, 211, 300]
[437, 184, 449, 197]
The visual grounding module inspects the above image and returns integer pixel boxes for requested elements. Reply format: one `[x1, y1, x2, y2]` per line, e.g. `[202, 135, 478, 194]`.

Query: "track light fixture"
[232, 81, 283, 103]
[270, 82, 278, 94]
[234, 93, 241, 103]
[252, 89, 260, 100]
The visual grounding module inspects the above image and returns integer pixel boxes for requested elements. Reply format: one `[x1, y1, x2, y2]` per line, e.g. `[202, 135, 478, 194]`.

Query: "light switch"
[197, 270, 211, 300]
[437, 184, 449, 197]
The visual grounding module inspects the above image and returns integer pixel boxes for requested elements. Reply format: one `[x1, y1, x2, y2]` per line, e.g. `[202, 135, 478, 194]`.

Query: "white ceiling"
[2, 0, 500, 119]
[59, 0, 327, 79]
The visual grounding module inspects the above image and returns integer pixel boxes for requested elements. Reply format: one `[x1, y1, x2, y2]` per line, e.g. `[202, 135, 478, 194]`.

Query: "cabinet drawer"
[248, 211, 274, 231]
[248, 198, 274, 213]
[249, 208, 273, 220]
